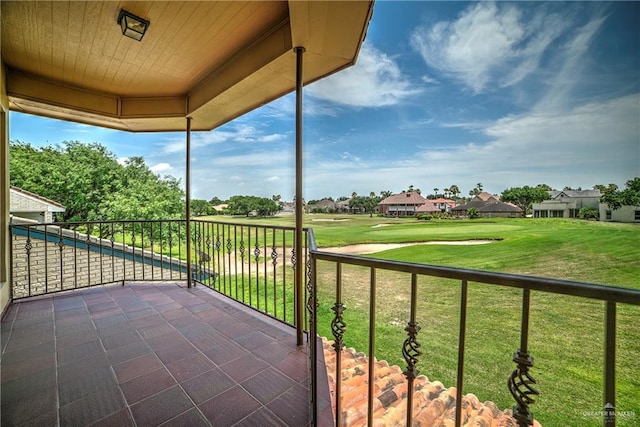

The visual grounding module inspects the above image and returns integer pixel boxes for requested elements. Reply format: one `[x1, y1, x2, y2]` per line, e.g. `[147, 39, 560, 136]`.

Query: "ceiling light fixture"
[117, 9, 149, 41]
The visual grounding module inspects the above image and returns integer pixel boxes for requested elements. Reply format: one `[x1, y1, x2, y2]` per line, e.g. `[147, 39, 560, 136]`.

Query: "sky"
[9, 1, 640, 201]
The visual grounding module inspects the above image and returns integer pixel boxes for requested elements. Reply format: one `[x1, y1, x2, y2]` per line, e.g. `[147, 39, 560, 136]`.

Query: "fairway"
[203, 214, 639, 426]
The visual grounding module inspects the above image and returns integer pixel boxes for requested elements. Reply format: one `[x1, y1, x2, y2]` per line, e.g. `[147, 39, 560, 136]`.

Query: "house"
[415, 200, 440, 214]
[377, 192, 429, 216]
[9, 186, 65, 223]
[431, 197, 456, 213]
[599, 203, 640, 223]
[532, 189, 601, 218]
[452, 193, 523, 218]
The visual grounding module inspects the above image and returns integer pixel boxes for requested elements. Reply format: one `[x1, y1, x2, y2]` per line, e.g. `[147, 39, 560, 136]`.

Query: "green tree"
[448, 184, 461, 199]
[191, 199, 215, 216]
[10, 141, 184, 222]
[10, 141, 124, 222]
[469, 183, 483, 196]
[363, 192, 381, 217]
[94, 157, 183, 221]
[600, 178, 640, 210]
[501, 185, 551, 215]
[467, 207, 480, 219]
[227, 195, 281, 216]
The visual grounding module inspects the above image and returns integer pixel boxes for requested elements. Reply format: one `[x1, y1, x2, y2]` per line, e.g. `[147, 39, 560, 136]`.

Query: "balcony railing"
[9, 218, 307, 328]
[307, 229, 640, 427]
[8, 218, 640, 426]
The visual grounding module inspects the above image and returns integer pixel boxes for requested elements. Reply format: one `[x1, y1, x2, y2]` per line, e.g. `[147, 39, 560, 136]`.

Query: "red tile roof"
[378, 192, 428, 206]
[322, 338, 542, 427]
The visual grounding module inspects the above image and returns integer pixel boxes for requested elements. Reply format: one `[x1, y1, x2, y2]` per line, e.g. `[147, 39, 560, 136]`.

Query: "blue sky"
[10, 1, 639, 201]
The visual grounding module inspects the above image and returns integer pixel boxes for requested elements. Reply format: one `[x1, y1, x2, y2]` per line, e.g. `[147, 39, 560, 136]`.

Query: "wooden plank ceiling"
[1, 1, 373, 132]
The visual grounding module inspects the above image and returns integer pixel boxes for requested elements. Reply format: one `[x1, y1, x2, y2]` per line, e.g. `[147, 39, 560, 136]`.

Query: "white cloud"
[162, 125, 284, 154]
[410, 2, 573, 93]
[116, 157, 128, 165]
[149, 162, 174, 174]
[421, 75, 438, 84]
[304, 94, 639, 197]
[307, 43, 422, 107]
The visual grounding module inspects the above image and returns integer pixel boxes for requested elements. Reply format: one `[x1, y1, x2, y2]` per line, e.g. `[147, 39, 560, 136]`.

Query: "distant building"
[452, 193, 522, 218]
[10, 186, 65, 223]
[532, 189, 601, 218]
[377, 192, 429, 217]
[430, 197, 456, 213]
[599, 204, 640, 223]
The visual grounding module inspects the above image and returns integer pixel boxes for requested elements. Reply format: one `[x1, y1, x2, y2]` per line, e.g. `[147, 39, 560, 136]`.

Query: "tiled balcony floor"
[1, 282, 320, 426]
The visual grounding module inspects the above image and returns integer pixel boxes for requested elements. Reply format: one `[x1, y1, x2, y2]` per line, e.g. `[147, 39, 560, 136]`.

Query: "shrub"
[578, 207, 599, 220]
[467, 208, 480, 219]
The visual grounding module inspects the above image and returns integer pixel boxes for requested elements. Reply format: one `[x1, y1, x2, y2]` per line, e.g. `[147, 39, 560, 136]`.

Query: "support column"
[294, 46, 305, 346]
[185, 117, 192, 288]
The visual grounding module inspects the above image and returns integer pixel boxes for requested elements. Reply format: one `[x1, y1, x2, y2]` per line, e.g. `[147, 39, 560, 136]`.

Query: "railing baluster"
[86, 227, 91, 287]
[44, 224, 49, 293]
[509, 288, 539, 427]
[367, 267, 376, 427]
[240, 226, 246, 302]
[263, 227, 268, 313]
[455, 280, 468, 427]
[150, 221, 154, 279]
[332, 262, 346, 426]
[110, 222, 115, 283]
[604, 301, 616, 426]
[403, 273, 421, 426]
[74, 227, 78, 288]
[99, 221, 104, 285]
[282, 229, 287, 322]
[57, 226, 64, 291]
[254, 227, 261, 310]
[272, 228, 277, 318]
[25, 227, 32, 296]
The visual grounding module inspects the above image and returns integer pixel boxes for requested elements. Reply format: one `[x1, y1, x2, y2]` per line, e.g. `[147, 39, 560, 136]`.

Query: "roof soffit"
[1, 0, 374, 132]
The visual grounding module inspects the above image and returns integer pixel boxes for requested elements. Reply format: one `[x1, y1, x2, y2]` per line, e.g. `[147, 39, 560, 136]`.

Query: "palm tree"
[449, 184, 460, 199]
[433, 188, 439, 197]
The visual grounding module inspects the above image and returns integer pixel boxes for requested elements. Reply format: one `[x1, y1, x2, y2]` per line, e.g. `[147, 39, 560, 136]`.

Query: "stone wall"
[11, 228, 189, 299]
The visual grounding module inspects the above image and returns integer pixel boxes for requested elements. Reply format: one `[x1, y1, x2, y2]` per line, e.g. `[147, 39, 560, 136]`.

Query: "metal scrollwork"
[271, 246, 278, 266]
[214, 235, 221, 252]
[290, 247, 296, 269]
[254, 243, 261, 262]
[402, 321, 422, 380]
[239, 240, 245, 259]
[508, 350, 539, 426]
[226, 238, 232, 254]
[331, 303, 347, 351]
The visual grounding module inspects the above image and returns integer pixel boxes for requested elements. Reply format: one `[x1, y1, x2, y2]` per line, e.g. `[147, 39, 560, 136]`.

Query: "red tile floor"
[1, 282, 329, 426]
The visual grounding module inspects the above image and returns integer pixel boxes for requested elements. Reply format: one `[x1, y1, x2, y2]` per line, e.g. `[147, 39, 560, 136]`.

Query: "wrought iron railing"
[9, 219, 308, 327]
[10, 219, 192, 299]
[307, 229, 640, 427]
[189, 219, 308, 326]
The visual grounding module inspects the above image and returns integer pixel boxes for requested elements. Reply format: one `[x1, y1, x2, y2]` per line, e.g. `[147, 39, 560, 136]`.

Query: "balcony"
[4, 219, 639, 426]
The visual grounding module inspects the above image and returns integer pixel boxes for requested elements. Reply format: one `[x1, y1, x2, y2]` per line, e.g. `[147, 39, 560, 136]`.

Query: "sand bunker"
[319, 240, 495, 255]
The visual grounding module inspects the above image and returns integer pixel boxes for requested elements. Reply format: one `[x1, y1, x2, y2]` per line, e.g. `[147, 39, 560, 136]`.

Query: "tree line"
[10, 141, 184, 222]
[12, 141, 636, 221]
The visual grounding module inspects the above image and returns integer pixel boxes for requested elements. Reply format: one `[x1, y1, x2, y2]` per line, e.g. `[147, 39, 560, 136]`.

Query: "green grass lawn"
[201, 214, 640, 426]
